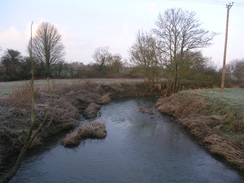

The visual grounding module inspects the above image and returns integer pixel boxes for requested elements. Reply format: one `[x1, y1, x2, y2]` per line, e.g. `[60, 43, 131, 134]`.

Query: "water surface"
[4, 98, 244, 183]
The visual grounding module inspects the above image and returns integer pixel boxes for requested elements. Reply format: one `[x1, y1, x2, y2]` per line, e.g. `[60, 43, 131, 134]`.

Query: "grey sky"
[1, 0, 244, 67]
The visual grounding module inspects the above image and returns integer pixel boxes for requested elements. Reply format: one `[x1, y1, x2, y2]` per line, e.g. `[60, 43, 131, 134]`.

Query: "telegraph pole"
[221, 2, 234, 92]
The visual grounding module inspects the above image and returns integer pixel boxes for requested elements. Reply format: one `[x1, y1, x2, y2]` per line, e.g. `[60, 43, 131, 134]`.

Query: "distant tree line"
[0, 23, 127, 81]
[0, 9, 243, 91]
[0, 48, 129, 81]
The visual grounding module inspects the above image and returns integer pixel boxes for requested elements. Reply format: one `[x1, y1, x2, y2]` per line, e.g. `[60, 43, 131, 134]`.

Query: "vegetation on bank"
[156, 88, 244, 171]
[0, 78, 243, 182]
[0, 7, 243, 181]
[62, 121, 107, 147]
[0, 81, 157, 171]
[0, 78, 144, 98]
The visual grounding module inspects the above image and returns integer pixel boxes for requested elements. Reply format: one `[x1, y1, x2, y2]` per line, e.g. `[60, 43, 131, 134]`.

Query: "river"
[3, 97, 244, 183]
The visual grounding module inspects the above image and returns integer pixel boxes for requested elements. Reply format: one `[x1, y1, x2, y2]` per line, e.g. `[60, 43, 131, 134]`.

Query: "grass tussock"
[2, 85, 39, 108]
[62, 121, 107, 147]
[204, 135, 244, 167]
[156, 88, 244, 171]
[156, 93, 206, 118]
[97, 93, 111, 104]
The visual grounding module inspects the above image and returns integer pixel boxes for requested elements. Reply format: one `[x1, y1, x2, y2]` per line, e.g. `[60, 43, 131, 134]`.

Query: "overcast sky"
[1, 0, 244, 67]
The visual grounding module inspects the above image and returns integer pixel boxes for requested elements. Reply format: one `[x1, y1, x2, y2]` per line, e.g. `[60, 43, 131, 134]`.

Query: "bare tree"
[32, 22, 65, 77]
[93, 46, 110, 71]
[130, 30, 161, 84]
[154, 8, 217, 92]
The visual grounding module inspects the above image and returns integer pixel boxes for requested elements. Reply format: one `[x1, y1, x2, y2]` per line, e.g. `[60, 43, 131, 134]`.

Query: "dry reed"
[62, 121, 107, 147]
[156, 92, 244, 172]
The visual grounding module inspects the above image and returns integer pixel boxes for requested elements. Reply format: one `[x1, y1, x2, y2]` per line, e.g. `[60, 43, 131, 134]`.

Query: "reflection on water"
[3, 97, 244, 183]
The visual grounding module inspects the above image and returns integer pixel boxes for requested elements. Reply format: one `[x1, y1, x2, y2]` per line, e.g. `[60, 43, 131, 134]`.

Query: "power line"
[233, 2, 244, 7]
[168, 0, 244, 7]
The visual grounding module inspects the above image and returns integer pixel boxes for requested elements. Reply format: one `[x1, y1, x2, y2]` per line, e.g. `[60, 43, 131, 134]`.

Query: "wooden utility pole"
[221, 2, 233, 92]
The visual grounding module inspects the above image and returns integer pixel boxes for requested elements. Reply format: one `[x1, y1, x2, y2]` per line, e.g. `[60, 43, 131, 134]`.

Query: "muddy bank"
[0, 81, 158, 168]
[156, 92, 244, 172]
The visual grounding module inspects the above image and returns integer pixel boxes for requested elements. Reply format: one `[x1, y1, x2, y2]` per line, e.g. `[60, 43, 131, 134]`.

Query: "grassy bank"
[156, 88, 244, 171]
[0, 80, 155, 169]
[0, 78, 143, 98]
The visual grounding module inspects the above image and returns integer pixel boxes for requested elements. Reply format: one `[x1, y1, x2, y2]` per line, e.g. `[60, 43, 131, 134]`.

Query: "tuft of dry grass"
[97, 93, 111, 104]
[62, 121, 107, 147]
[156, 93, 206, 118]
[2, 85, 39, 108]
[204, 135, 244, 170]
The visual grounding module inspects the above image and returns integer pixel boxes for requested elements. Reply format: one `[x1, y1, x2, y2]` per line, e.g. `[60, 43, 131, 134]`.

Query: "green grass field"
[182, 88, 244, 110]
[182, 88, 244, 116]
[0, 78, 143, 97]
[181, 88, 244, 134]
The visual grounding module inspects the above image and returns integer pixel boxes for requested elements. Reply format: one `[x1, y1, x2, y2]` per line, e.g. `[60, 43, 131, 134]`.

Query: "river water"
[4, 97, 244, 183]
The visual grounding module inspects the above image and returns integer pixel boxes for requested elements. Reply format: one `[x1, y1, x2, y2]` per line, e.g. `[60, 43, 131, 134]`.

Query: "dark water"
[3, 98, 244, 183]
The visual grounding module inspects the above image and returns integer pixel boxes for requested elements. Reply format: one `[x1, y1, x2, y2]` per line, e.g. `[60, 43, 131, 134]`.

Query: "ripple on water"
[5, 98, 244, 183]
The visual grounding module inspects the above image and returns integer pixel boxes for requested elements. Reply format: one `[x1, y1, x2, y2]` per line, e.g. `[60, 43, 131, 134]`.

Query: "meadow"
[0, 78, 143, 98]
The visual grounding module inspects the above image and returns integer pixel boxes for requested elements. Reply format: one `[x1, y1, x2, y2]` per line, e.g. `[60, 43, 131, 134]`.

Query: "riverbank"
[0, 81, 159, 169]
[3, 97, 243, 183]
[1, 80, 243, 173]
[156, 88, 244, 171]
[0, 78, 144, 98]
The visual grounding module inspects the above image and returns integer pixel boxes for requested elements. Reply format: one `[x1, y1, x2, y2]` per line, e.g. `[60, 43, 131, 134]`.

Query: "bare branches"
[93, 46, 110, 71]
[153, 8, 218, 92]
[154, 8, 217, 60]
[130, 30, 161, 84]
[130, 8, 218, 93]
[32, 22, 65, 77]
